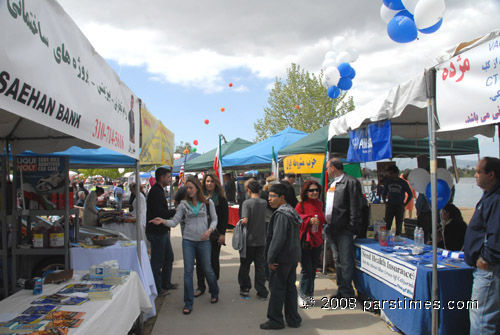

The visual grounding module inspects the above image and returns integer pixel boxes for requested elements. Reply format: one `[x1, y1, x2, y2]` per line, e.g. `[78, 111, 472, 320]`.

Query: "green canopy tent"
[184, 138, 253, 172]
[278, 125, 480, 158]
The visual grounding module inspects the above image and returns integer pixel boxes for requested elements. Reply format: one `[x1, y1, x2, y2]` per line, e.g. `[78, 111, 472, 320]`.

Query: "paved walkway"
[150, 227, 395, 335]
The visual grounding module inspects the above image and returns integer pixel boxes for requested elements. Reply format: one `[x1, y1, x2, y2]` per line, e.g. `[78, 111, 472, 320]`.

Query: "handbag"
[206, 201, 220, 242]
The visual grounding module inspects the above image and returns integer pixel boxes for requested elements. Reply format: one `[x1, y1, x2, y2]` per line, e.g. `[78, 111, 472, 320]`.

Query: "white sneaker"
[298, 296, 306, 308]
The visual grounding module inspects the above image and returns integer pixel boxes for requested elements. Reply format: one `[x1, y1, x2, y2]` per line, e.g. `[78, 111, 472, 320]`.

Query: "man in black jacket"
[146, 167, 178, 296]
[260, 183, 302, 330]
[280, 172, 298, 208]
[323, 158, 363, 298]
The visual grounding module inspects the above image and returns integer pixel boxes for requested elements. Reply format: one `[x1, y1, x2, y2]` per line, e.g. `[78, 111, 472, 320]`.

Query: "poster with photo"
[16, 156, 68, 210]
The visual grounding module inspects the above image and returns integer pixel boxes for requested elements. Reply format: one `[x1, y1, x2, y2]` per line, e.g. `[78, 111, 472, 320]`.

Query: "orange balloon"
[204, 119, 209, 125]
[183, 149, 189, 154]
[229, 83, 233, 87]
[295, 104, 300, 109]
[220, 107, 225, 112]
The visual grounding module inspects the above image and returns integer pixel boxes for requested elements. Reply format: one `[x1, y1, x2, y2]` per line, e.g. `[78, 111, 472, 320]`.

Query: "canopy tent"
[325, 30, 500, 335]
[0, 1, 140, 158]
[172, 153, 201, 173]
[279, 125, 479, 158]
[222, 128, 307, 169]
[184, 138, 253, 172]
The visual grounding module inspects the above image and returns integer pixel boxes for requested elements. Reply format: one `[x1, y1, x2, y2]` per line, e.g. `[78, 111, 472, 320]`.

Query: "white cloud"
[58, 0, 500, 101]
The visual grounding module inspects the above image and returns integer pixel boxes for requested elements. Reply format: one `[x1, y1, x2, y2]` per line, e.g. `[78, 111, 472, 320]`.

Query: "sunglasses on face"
[307, 189, 319, 193]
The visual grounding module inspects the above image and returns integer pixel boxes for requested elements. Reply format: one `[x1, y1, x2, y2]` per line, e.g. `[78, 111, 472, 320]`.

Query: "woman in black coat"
[194, 174, 229, 296]
[438, 203, 467, 251]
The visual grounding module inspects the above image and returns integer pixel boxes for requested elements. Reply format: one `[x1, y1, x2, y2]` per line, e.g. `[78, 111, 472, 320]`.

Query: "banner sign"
[355, 243, 417, 298]
[0, 0, 140, 158]
[284, 153, 324, 174]
[347, 120, 392, 163]
[140, 103, 174, 166]
[436, 36, 500, 132]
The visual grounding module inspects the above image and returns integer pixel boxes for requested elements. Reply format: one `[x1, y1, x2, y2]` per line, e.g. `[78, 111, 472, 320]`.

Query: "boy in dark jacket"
[260, 183, 302, 330]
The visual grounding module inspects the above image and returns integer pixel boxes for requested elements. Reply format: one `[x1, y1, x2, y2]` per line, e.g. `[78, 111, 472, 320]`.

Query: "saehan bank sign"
[355, 244, 417, 298]
[347, 120, 392, 163]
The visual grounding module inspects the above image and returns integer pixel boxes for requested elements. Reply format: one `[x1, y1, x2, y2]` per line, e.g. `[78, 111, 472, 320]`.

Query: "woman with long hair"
[194, 174, 229, 297]
[149, 176, 219, 315]
[438, 203, 467, 251]
[295, 179, 325, 306]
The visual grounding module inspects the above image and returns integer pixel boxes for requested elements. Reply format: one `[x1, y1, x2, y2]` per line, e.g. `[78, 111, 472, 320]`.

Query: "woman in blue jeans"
[295, 179, 325, 307]
[149, 176, 219, 314]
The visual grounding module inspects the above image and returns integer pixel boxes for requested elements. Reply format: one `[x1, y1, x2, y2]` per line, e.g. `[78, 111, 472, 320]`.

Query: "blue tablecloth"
[353, 238, 473, 335]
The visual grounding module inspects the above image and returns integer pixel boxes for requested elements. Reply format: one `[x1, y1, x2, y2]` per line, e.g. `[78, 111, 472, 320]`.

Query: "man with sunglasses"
[323, 158, 363, 299]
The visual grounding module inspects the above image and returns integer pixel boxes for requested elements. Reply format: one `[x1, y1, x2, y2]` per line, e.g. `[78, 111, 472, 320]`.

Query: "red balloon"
[229, 83, 233, 87]
[204, 119, 209, 125]
[193, 140, 198, 145]
[220, 107, 225, 112]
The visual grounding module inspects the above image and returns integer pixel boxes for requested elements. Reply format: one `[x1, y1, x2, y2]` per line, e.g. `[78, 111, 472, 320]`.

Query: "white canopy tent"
[327, 29, 500, 335]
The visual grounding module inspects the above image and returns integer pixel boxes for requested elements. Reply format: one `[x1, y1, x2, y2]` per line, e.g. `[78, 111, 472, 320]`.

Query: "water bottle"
[417, 228, 424, 247]
[311, 215, 319, 233]
[414, 226, 419, 245]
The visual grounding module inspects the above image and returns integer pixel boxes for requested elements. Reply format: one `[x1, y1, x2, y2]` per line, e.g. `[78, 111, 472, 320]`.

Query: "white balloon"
[332, 36, 347, 52]
[414, 0, 446, 30]
[380, 3, 399, 23]
[437, 168, 454, 189]
[324, 66, 341, 87]
[408, 168, 430, 194]
[321, 76, 329, 88]
[336, 51, 352, 65]
[324, 50, 338, 61]
[347, 48, 359, 62]
[322, 58, 338, 69]
[402, 0, 419, 14]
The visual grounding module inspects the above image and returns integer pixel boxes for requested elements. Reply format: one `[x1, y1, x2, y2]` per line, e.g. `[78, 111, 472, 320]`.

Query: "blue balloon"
[338, 78, 353, 91]
[387, 15, 418, 43]
[419, 18, 443, 34]
[327, 85, 340, 99]
[382, 0, 405, 10]
[425, 179, 451, 210]
[337, 63, 352, 78]
[395, 9, 414, 20]
[346, 67, 356, 80]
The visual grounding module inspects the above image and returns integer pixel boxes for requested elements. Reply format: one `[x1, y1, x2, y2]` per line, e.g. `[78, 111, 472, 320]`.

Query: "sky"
[56, 0, 500, 160]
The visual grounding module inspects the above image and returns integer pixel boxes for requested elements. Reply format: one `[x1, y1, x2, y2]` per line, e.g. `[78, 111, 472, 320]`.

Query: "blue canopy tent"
[222, 128, 307, 169]
[172, 153, 201, 173]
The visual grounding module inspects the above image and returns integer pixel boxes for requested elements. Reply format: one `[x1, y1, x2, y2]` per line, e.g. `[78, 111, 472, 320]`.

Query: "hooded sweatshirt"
[266, 203, 302, 265]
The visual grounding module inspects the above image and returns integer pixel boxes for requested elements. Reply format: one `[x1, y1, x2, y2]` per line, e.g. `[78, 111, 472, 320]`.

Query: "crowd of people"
[74, 155, 500, 334]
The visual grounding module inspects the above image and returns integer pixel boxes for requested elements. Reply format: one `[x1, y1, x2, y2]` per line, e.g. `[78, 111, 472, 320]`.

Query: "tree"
[174, 141, 192, 154]
[254, 63, 355, 141]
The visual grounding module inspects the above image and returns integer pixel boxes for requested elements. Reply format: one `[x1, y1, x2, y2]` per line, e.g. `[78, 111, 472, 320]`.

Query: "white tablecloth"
[0, 271, 151, 334]
[70, 240, 157, 317]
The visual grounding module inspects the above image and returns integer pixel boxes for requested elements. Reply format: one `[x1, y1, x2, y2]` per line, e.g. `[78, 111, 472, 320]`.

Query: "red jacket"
[295, 199, 325, 248]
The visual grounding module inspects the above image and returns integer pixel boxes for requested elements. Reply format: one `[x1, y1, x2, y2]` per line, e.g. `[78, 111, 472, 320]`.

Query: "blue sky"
[57, 0, 500, 159]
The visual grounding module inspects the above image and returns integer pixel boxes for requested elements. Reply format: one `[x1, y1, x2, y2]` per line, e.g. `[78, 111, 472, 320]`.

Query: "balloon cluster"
[380, 0, 445, 43]
[408, 167, 453, 209]
[321, 36, 358, 99]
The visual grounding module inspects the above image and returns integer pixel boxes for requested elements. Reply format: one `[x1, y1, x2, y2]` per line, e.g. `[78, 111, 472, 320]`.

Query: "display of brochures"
[57, 283, 93, 294]
[1, 322, 46, 333]
[88, 284, 114, 300]
[10, 314, 45, 324]
[39, 294, 71, 305]
[32, 296, 88, 306]
[44, 311, 85, 320]
[22, 305, 59, 315]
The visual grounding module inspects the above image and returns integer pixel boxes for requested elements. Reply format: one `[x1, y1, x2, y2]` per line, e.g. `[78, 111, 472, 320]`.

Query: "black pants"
[385, 204, 405, 235]
[238, 245, 268, 297]
[266, 262, 302, 327]
[196, 240, 221, 291]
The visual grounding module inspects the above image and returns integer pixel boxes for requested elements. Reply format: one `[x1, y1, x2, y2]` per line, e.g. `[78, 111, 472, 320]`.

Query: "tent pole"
[425, 68, 439, 335]
[135, 160, 142, 265]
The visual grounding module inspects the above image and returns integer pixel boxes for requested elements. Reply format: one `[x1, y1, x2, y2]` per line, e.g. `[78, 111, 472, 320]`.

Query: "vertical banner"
[436, 36, 500, 131]
[140, 104, 174, 166]
[347, 120, 392, 163]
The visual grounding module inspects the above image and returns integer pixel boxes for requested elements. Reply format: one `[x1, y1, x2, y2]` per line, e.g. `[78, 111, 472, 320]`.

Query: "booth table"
[0, 271, 151, 334]
[70, 240, 157, 317]
[102, 222, 141, 241]
[353, 238, 473, 335]
[228, 206, 240, 227]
